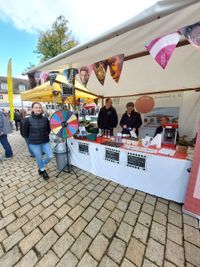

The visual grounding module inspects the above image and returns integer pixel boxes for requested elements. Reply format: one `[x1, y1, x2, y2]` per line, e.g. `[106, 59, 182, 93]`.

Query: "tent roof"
[20, 80, 97, 103]
[23, 0, 200, 97]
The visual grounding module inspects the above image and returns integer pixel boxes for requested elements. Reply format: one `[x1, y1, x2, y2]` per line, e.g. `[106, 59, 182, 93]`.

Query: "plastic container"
[86, 133, 97, 141]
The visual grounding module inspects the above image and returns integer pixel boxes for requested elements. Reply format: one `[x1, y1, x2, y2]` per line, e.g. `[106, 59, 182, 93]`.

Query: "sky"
[0, 0, 157, 79]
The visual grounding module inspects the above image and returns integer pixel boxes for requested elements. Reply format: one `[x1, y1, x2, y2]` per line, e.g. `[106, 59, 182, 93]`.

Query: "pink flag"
[179, 22, 200, 51]
[78, 65, 93, 87]
[145, 32, 181, 69]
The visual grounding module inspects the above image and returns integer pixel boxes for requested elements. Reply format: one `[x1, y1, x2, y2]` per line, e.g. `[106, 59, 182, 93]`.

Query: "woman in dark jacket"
[120, 102, 142, 136]
[23, 102, 53, 180]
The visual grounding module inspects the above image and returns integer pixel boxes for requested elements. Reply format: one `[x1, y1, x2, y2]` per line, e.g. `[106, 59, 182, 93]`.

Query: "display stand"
[50, 110, 79, 178]
[56, 140, 78, 178]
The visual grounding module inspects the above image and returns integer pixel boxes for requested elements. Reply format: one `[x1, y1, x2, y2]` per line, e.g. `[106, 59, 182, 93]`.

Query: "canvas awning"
[20, 79, 98, 104]
[23, 0, 200, 97]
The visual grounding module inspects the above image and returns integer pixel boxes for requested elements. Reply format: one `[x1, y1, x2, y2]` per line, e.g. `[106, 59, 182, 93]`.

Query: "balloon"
[135, 96, 155, 113]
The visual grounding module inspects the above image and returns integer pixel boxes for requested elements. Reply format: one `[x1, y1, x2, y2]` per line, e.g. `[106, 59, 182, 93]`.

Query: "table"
[67, 138, 191, 203]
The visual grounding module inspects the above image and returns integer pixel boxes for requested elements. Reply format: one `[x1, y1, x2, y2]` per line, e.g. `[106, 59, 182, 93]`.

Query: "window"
[0, 95, 3, 100]
[18, 84, 26, 92]
[1, 82, 7, 90]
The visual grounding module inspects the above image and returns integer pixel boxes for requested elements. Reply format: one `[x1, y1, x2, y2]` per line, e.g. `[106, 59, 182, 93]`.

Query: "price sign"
[127, 152, 147, 170]
[78, 142, 89, 155]
[105, 148, 120, 164]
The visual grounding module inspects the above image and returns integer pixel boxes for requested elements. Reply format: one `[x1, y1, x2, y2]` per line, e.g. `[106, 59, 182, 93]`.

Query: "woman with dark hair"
[23, 102, 53, 180]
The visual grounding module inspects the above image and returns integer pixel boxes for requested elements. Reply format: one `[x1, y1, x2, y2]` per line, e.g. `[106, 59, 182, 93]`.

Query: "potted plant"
[176, 135, 189, 154]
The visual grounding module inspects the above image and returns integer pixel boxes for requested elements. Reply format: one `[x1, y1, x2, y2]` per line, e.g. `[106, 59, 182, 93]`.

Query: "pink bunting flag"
[93, 60, 108, 85]
[179, 22, 200, 51]
[78, 65, 93, 87]
[107, 54, 124, 83]
[145, 32, 181, 69]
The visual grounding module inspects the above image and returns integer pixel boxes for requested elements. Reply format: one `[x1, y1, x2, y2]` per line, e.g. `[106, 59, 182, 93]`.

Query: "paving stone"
[129, 200, 141, 214]
[110, 192, 121, 202]
[56, 251, 78, 267]
[19, 228, 43, 254]
[142, 202, 154, 215]
[99, 190, 110, 200]
[77, 252, 98, 267]
[101, 217, 117, 238]
[0, 246, 22, 267]
[153, 210, 167, 225]
[4, 196, 17, 207]
[145, 238, 164, 266]
[116, 200, 128, 211]
[15, 203, 32, 217]
[68, 217, 87, 238]
[166, 239, 185, 267]
[26, 204, 44, 220]
[54, 195, 68, 208]
[15, 249, 38, 267]
[110, 208, 124, 223]
[0, 229, 8, 243]
[145, 195, 156, 206]
[31, 194, 46, 206]
[167, 223, 183, 245]
[39, 215, 59, 234]
[1, 202, 20, 217]
[91, 196, 105, 209]
[184, 224, 200, 247]
[71, 232, 92, 259]
[89, 233, 109, 261]
[156, 201, 168, 215]
[0, 213, 16, 230]
[84, 217, 103, 238]
[126, 237, 145, 266]
[67, 194, 82, 207]
[35, 250, 59, 267]
[54, 203, 71, 219]
[164, 261, 177, 267]
[104, 199, 116, 211]
[40, 204, 57, 220]
[36, 230, 58, 256]
[126, 188, 136, 195]
[22, 215, 43, 234]
[105, 184, 116, 193]
[42, 195, 56, 207]
[82, 206, 98, 221]
[79, 196, 93, 208]
[150, 221, 166, 244]
[53, 231, 74, 258]
[143, 259, 158, 267]
[68, 204, 84, 220]
[169, 201, 182, 214]
[134, 193, 145, 204]
[138, 211, 152, 227]
[184, 241, 200, 266]
[99, 255, 118, 267]
[123, 210, 137, 226]
[3, 229, 24, 251]
[108, 237, 126, 264]
[121, 258, 137, 267]
[133, 223, 148, 244]
[168, 209, 182, 228]
[116, 221, 132, 242]
[121, 192, 132, 202]
[6, 215, 28, 234]
[87, 190, 99, 200]
[183, 214, 199, 228]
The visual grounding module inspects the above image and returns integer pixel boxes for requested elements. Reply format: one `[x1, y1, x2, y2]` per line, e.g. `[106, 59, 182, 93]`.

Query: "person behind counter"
[120, 102, 142, 136]
[97, 98, 118, 136]
[154, 116, 169, 137]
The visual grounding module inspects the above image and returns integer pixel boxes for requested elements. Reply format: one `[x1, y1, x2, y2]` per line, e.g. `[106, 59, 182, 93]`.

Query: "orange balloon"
[135, 96, 155, 113]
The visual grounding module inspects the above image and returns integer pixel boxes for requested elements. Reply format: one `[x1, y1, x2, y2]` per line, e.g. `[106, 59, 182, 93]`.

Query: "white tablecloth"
[67, 139, 191, 203]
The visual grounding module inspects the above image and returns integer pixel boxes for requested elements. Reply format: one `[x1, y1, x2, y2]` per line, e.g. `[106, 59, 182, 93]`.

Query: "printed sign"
[105, 148, 120, 164]
[127, 152, 147, 170]
[78, 142, 89, 155]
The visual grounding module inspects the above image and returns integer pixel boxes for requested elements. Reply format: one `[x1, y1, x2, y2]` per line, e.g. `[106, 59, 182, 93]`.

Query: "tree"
[36, 15, 79, 62]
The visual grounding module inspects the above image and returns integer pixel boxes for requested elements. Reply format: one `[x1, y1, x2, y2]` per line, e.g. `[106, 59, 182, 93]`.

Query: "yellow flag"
[7, 58, 14, 121]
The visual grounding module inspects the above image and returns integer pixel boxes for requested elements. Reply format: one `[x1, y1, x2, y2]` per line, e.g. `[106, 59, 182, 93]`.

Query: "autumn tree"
[36, 15, 78, 62]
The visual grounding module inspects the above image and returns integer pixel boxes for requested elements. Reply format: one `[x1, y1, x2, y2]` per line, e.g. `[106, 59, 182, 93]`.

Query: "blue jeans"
[0, 134, 13, 157]
[25, 138, 35, 157]
[29, 142, 53, 171]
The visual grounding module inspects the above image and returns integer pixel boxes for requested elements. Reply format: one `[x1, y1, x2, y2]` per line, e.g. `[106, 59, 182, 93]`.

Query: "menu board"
[78, 142, 89, 155]
[127, 152, 147, 170]
[105, 148, 120, 164]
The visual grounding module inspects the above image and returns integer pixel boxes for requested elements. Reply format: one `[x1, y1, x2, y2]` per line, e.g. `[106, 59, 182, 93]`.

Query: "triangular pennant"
[78, 65, 93, 87]
[93, 60, 108, 85]
[107, 54, 124, 83]
[145, 32, 181, 69]
[63, 68, 78, 86]
[40, 72, 49, 84]
[34, 71, 41, 86]
[28, 72, 37, 88]
[48, 72, 58, 87]
[179, 22, 200, 51]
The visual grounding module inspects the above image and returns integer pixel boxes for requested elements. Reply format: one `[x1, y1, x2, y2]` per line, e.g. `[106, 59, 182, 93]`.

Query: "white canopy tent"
[24, 0, 200, 137]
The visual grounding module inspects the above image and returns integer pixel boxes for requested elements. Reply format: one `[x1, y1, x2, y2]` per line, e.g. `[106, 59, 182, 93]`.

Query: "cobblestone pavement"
[0, 132, 200, 267]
